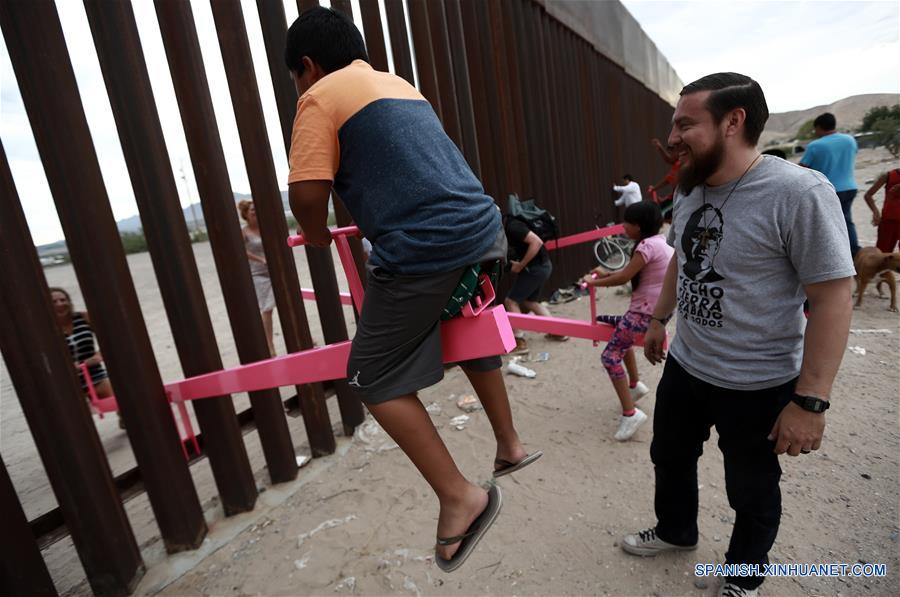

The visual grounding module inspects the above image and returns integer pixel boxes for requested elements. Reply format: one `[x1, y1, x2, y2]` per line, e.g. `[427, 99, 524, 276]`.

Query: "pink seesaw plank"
[167, 306, 515, 403]
[544, 224, 624, 251]
[166, 342, 352, 403]
[507, 312, 620, 343]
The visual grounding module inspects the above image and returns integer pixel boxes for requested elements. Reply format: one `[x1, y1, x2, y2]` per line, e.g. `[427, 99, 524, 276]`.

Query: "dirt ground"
[2, 148, 897, 596]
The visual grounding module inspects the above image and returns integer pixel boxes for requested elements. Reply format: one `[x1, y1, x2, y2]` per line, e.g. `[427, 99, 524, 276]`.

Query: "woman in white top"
[239, 200, 276, 356]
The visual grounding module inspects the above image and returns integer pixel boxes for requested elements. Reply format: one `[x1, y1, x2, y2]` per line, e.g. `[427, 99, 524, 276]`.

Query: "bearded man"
[622, 73, 855, 597]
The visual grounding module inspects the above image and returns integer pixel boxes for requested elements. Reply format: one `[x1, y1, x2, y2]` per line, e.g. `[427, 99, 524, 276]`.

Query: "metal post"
[484, 0, 521, 195]
[531, 4, 562, 212]
[443, 0, 479, 173]
[451, 0, 502, 201]
[358, 0, 389, 72]
[407, 0, 442, 119]
[0, 0, 207, 554]
[0, 455, 57, 596]
[209, 0, 335, 456]
[82, 0, 258, 515]
[384, 0, 415, 84]
[426, 0, 462, 147]
[154, 0, 300, 481]
[497, 0, 531, 198]
[331, 0, 353, 17]
[255, 0, 365, 435]
[0, 144, 144, 595]
[510, 0, 546, 202]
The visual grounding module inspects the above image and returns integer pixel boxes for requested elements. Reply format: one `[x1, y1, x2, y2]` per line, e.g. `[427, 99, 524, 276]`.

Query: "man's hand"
[510, 260, 524, 274]
[302, 225, 333, 248]
[643, 319, 667, 364]
[872, 211, 881, 227]
[768, 401, 826, 456]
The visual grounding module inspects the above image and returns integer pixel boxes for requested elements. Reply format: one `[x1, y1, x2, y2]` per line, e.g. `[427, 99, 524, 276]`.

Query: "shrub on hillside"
[120, 231, 148, 255]
[860, 105, 900, 132]
[869, 117, 900, 158]
[795, 118, 815, 140]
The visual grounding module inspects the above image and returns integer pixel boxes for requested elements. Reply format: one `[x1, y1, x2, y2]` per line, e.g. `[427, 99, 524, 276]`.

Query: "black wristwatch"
[651, 314, 672, 325]
[791, 394, 830, 413]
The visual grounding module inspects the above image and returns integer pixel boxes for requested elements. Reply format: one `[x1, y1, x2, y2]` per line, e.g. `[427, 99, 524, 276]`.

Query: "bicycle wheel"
[616, 237, 635, 254]
[594, 239, 627, 270]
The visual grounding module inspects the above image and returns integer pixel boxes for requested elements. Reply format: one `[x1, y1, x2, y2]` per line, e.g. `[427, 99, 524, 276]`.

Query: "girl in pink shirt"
[583, 201, 674, 441]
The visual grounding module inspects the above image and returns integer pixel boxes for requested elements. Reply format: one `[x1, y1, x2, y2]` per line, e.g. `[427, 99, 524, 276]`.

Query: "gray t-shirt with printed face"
[667, 155, 856, 390]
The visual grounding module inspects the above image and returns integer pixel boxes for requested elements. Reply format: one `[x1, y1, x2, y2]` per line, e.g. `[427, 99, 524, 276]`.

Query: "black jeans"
[650, 357, 795, 590]
[836, 189, 860, 257]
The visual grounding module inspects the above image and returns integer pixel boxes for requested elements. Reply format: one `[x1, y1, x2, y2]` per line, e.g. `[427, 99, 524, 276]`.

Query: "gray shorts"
[347, 265, 502, 405]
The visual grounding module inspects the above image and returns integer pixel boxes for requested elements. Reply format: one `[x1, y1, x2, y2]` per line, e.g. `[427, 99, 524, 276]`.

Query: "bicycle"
[593, 218, 634, 270]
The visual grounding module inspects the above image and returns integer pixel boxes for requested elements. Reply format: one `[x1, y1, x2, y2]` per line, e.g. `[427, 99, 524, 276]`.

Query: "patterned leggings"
[599, 310, 652, 379]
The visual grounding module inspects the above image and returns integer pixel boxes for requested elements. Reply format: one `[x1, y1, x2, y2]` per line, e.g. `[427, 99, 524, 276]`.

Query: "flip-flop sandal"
[435, 484, 503, 573]
[492, 450, 543, 478]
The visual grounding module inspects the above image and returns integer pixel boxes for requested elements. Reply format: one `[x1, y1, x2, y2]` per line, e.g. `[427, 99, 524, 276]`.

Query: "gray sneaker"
[621, 527, 697, 556]
[717, 582, 758, 597]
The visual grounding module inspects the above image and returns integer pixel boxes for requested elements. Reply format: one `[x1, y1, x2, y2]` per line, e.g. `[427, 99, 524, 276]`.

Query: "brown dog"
[854, 247, 900, 312]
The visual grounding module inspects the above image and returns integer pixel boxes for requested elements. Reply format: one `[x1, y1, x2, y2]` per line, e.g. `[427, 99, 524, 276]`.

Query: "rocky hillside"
[760, 93, 900, 146]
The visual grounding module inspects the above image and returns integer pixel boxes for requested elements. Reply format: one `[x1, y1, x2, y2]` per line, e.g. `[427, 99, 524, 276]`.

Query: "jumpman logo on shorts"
[348, 370, 361, 387]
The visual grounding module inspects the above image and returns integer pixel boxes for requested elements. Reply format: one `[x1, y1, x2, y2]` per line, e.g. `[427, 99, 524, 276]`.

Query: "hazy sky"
[2, 0, 899, 245]
[623, 0, 899, 112]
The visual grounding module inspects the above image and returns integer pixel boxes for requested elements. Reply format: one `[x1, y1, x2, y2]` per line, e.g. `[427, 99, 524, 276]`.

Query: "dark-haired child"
[583, 201, 673, 441]
[285, 7, 539, 572]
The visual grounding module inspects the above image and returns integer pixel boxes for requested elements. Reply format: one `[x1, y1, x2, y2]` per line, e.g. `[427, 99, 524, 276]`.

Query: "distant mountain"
[37, 191, 291, 254]
[760, 93, 900, 147]
[114, 191, 290, 234]
[36, 240, 68, 257]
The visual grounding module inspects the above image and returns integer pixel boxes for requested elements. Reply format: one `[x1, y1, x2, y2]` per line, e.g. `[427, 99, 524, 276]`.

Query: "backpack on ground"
[507, 194, 559, 242]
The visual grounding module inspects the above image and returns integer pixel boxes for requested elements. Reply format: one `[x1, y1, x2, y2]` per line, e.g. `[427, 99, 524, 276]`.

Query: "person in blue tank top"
[800, 112, 859, 256]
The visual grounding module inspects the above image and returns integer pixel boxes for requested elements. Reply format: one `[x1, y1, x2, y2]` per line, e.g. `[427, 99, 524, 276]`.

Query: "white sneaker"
[629, 381, 650, 402]
[621, 527, 697, 556]
[717, 582, 758, 597]
[614, 408, 648, 441]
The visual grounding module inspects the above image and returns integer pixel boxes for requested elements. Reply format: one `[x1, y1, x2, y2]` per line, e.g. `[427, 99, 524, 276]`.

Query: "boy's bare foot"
[435, 483, 489, 561]
[494, 441, 528, 473]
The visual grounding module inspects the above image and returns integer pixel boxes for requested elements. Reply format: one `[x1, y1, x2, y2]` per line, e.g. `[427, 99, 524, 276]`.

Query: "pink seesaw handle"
[580, 271, 599, 290]
[287, 225, 366, 314]
[286, 225, 361, 247]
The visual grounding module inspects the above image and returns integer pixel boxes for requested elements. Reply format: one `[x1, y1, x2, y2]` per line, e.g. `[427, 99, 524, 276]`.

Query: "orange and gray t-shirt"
[288, 60, 500, 275]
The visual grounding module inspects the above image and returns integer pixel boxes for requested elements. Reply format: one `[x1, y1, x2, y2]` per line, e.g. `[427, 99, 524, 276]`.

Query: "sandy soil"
[2, 148, 897, 596]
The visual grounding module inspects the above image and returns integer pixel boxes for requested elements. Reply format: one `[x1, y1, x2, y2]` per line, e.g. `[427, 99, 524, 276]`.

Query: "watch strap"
[791, 394, 830, 413]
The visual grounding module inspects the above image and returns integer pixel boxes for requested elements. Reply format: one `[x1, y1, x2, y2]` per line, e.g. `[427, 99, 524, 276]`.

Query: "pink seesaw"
[99, 222, 663, 458]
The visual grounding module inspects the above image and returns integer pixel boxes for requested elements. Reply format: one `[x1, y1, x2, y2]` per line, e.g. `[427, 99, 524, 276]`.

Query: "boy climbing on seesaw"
[284, 7, 541, 572]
